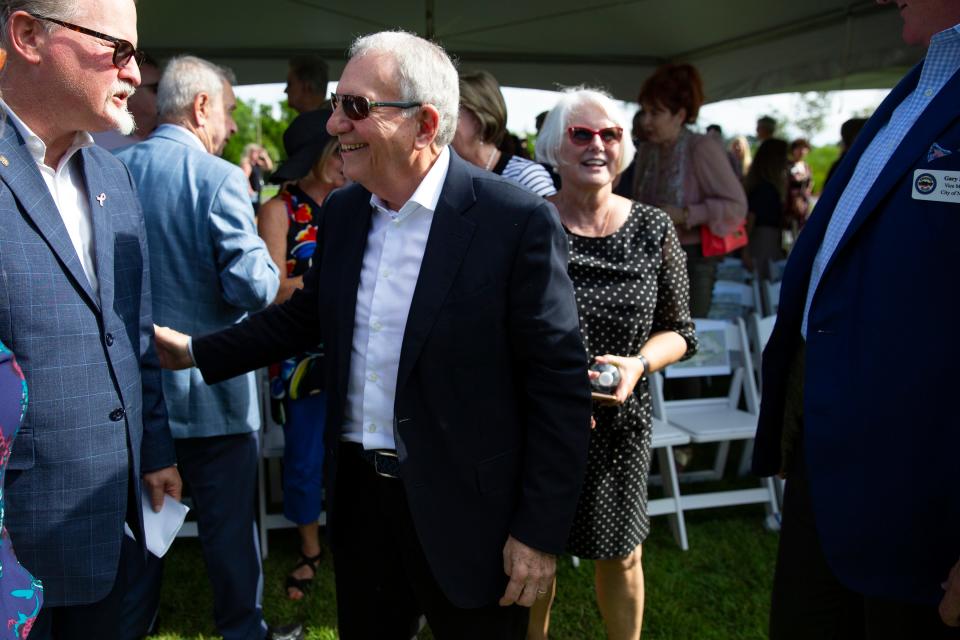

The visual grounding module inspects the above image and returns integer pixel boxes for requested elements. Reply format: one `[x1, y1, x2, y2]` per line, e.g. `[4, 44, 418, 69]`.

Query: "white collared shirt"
[342, 146, 451, 450]
[2, 101, 99, 296]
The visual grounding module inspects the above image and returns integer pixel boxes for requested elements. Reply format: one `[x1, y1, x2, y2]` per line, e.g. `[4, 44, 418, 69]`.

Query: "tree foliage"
[222, 98, 297, 168]
[792, 91, 833, 141]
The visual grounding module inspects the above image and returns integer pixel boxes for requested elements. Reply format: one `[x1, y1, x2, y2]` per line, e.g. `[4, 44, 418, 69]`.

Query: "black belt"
[347, 442, 401, 479]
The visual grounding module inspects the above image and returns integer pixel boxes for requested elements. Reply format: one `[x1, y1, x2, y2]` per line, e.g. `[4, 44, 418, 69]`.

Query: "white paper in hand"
[123, 489, 190, 557]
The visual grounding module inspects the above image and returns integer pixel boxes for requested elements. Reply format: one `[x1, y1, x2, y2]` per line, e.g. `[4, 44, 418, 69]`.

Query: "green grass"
[150, 498, 777, 639]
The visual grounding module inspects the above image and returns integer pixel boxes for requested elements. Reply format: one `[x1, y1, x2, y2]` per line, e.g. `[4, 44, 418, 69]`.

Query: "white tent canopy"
[139, 0, 923, 102]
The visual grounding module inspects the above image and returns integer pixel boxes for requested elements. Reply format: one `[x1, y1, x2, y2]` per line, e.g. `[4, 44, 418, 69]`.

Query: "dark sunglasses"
[567, 126, 624, 146]
[31, 14, 146, 69]
[330, 93, 421, 121]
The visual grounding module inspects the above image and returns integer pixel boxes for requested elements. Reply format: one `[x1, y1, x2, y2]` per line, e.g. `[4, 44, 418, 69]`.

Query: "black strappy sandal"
[285, 549, 323, 599]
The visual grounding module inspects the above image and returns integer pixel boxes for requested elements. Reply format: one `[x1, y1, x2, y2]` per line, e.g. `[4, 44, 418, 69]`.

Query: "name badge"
[912, 169, 960, 203]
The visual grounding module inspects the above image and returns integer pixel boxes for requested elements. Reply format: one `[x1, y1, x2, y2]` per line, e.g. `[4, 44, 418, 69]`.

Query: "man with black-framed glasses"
[0, 0, 182, 638]
[94, 52, 162, 149]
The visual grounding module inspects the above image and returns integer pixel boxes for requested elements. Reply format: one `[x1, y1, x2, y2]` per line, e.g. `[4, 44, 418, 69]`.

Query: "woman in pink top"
[632, 64, 748, 317]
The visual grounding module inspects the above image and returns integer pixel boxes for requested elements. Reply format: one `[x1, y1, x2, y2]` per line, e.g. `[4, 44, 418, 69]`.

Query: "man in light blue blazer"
[117, 55, 283, 640]
[0, 1, 182, 637]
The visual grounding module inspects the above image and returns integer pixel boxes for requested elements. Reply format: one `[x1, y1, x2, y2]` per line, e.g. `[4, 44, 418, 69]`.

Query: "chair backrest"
[762, 280, 781, 316]
[768, 258, 788, 282]
[752, 313, 776, 352]
[748, 312, 777, 387]
[709, 280, 755, 320]
[716, 259, 751, 283]
[664, 317, 759, 413]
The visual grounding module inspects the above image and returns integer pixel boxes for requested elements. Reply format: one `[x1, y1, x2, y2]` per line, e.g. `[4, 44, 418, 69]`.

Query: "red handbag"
[700, 220, 748, 257]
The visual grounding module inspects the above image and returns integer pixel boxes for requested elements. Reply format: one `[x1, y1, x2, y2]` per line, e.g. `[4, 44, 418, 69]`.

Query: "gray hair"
[0, 0, 81, 49]
[536, 87, 636, 175]
[348, 30, 459, 148]
[157, 55, 235, 120]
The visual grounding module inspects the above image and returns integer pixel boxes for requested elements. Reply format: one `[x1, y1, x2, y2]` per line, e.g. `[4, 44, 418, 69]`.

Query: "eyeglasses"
[567, 126, 624, 146]
[330, 93, 421, 121]
[31, 14, 145, 69]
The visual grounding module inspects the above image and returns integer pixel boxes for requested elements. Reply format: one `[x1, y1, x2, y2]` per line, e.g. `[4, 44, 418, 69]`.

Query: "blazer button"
[105, 333, 115, 347]
[109, 407, 125, 422]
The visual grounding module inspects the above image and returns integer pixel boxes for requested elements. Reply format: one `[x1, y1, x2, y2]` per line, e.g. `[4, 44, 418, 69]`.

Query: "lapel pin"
[96, 193, 106, 207]
[0, 155, 8, 167]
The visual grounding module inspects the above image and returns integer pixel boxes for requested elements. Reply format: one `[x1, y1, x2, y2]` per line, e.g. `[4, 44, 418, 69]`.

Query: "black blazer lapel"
[80, 150, 114, 315]
[396, 153, 478, 393]
[333, 186, 375, 401]
[0, 122, 100, 311]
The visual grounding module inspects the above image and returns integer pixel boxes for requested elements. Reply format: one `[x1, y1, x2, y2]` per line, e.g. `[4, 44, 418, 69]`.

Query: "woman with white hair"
[532, 88, 697, 640]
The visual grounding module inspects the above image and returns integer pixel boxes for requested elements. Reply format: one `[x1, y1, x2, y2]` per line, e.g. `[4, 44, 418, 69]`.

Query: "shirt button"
[381, 269, 391, 279]
[109, 407, 125, 422]
[368, 372, 379, 382]
[371, 321, 382, 332]
[367, 423, 377, 433]
[105, 332, 114, 347]
[925, 88, 933, 97]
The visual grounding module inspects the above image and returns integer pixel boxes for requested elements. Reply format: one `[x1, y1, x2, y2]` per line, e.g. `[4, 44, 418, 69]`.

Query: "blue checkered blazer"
[116, 125, 279, 439]
[0, 119, 176, 606]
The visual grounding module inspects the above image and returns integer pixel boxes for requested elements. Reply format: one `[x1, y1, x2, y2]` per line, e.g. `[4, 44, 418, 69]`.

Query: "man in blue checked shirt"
[117, 56, 297, 640]
[753, 1, 960, 638]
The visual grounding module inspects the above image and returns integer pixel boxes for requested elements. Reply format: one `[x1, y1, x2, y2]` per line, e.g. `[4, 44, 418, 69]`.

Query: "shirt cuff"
[186, 337, 197, 367]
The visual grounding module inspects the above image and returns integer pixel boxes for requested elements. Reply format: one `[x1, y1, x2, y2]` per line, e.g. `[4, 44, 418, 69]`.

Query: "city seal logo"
[915, 173, 937, 195]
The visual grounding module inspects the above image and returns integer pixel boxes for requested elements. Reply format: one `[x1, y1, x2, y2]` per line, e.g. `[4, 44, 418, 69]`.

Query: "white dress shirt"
[342, 146, 451, 450]
[2, 101, 99, 296]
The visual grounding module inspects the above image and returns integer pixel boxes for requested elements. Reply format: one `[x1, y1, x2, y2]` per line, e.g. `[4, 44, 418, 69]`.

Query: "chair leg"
[657, 446, 689, 550]
[738, 439, 754, 477]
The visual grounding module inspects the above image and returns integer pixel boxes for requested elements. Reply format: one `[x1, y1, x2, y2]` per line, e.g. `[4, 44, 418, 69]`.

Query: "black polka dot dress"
[565, 201, 697, 560]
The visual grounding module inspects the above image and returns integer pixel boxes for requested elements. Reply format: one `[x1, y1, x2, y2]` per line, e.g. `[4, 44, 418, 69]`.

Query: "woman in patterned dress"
[258, 110, 345, 600]
[0, 341, 42, 638]
[531, 88, 697, 640]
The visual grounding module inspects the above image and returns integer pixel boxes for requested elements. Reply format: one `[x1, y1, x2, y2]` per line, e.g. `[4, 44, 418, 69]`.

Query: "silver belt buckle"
[373, 449, 399, 479]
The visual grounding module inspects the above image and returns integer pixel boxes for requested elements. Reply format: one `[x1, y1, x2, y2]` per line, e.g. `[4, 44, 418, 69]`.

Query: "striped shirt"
[496, 154, 557, 197]
[802, 23, 960, 338]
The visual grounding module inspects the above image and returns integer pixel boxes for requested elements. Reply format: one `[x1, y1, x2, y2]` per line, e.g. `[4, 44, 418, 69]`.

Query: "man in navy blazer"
[118, 56, 284, 640]
[0, 0, 180, 637]
[156, 30, 592, 639]
[755, 1, 960, 637]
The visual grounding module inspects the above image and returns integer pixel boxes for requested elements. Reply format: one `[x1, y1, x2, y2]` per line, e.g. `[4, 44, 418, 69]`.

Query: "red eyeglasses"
[30, 14, 145, 69]
[567, 126, 624, 146]
[330, 93, 422, 121]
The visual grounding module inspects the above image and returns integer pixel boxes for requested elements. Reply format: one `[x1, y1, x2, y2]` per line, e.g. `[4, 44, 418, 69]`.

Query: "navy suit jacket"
[0, 120, 175, 605]
[754, 62, 960, 605]
[194, 151, 592, 607]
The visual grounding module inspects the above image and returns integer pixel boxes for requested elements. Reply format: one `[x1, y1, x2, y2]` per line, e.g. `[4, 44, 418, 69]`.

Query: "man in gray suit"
[117, 55, 285, 640]
[0, 0, 181, 637]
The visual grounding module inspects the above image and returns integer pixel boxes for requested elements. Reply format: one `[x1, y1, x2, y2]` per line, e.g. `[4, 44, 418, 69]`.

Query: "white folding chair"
[748, 312, 777, 390]
[709, 279, 756, 320]
[647, 372, 690, 550]
[762, 280, 782, 316]
[660, 318, 780, 521]
[768, 258, 788, 282]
